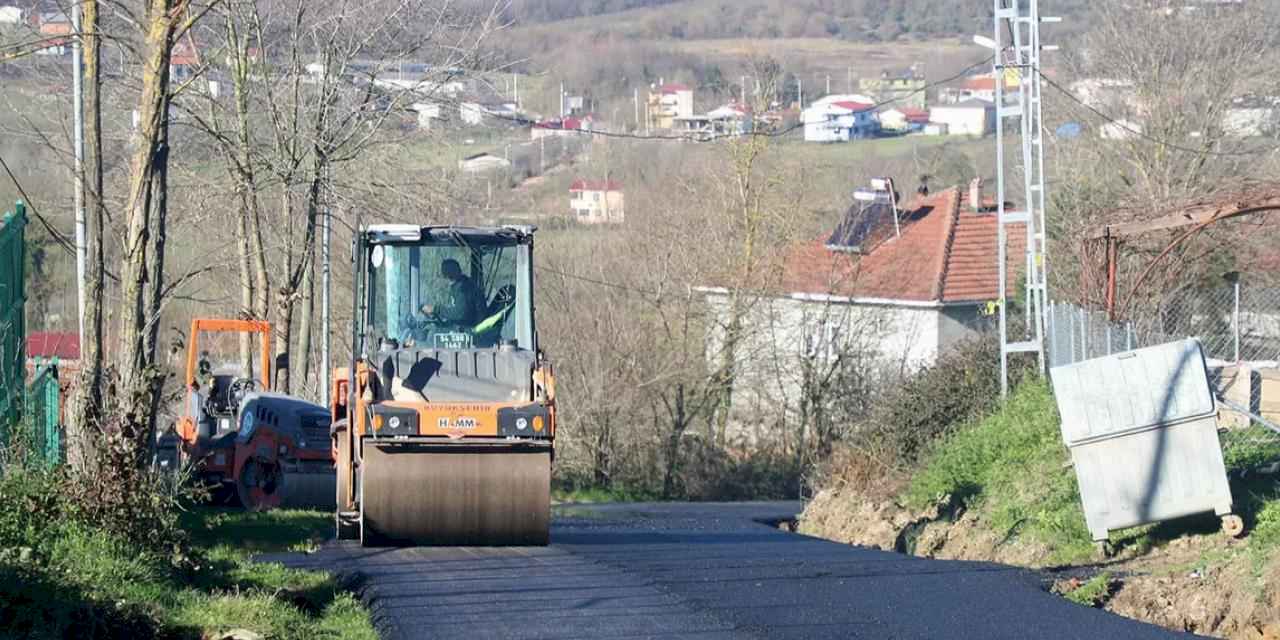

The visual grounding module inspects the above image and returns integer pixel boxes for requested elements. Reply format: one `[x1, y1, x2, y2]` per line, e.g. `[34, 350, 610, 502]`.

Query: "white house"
[1223, 96, 1280, 138]
[674, 102, 753, 140]
[879, 107, 930, 132]
[0, 6, 24, 24]
[568, 179, 624, 224]
[458, 152, 511, 174]
[699, 185, 1022, 440]
[803, 95, 879, 142]
[410, 102, 443, 130]
[929, 100, 995, 137]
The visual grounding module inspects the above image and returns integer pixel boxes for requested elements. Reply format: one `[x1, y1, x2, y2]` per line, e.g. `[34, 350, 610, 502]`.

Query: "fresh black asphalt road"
[264, 501, 1195, 639]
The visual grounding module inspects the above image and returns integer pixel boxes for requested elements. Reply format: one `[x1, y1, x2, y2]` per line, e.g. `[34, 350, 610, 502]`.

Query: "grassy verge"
[898, 379, 1280, 569]
[902, 381, 1097, 564]
[0, 468, 374, 640]
[552, 485, 658, 504]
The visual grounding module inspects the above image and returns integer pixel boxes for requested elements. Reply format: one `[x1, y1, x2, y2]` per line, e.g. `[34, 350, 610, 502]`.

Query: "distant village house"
[879, 107, 930, 132]
[859, 67, 927, 110]
[928, 100, 995, 137]
[569, 179, 624, 224]
[803, 95, 879, 142]
[674, 102, 753, 140]
[458, 152, 511, 174]
[647, 83, 694, 131]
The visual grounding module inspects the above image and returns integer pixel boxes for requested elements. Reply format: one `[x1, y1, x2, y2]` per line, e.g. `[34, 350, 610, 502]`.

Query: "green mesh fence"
[0, 202, 25, 445]
[25, 359, 61, 465]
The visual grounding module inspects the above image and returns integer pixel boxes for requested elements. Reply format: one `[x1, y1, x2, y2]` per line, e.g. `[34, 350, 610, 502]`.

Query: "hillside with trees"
[499, 0, 1093, 42]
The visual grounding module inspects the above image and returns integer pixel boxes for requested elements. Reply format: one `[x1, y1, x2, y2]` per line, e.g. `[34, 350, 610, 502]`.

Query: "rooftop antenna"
[981, 0, 1059, 395]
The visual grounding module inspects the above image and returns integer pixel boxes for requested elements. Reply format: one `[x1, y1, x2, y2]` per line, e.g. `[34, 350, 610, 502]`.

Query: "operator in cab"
[426, 258, 483, 327]
[401, 258, 484, 346]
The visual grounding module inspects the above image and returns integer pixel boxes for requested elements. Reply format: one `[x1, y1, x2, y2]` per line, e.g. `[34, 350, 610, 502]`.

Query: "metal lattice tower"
[993, 0, 1057, 395]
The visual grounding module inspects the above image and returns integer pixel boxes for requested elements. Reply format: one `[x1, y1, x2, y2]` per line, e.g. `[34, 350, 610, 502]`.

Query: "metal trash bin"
[1050, 339, 1235, 542]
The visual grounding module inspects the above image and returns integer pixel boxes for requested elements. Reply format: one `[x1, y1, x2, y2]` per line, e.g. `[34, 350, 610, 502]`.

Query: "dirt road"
[264, 502, 1195, 639]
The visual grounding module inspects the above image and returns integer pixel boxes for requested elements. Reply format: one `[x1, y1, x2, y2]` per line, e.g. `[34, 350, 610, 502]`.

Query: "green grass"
[0, 505, 374, 640]
[552, 485, 659, 503]
[1247, 493, 1280, 574]
[898, 380, 1280, 569]
[1062, 572, 1113, 607]
[1222, 425, 1280, 472]
[903, 381, 1097, 564]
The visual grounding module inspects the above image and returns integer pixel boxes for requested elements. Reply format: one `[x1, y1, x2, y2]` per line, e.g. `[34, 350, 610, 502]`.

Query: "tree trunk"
[275, 189, 293, 393]
[296, 233, 315, 397]
[225, 17, 263, 378]
[70, 0, 103, 469]
[142, 105, 170, 447]
[661, 383, 687, 500]
[116, 0, 178, 457]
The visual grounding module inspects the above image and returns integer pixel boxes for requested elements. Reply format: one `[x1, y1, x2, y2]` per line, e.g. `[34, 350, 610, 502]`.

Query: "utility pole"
[797, 78, 803, 110]
[514, 73, 520, 109]
[741, 75, 747, 105]
[72, 2, 85, 347]
[320, 164, 331, 405]
[559, 82, 565, 117]
[992, 0, 1058, 395]
[633, 88, 639, 130]
[826, 74, 831, 95]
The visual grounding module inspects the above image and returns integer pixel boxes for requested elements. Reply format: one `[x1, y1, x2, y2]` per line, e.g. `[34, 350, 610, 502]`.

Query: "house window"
[593, 193, 601, 202]
[576, 208, 590, 218]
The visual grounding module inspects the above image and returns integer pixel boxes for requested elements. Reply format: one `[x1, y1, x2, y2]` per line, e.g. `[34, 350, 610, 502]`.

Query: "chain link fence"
[1048, 279, 1280, 471]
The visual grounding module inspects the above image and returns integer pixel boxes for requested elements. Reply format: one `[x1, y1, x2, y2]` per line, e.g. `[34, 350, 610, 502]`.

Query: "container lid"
[1051, 339, 1215, 446]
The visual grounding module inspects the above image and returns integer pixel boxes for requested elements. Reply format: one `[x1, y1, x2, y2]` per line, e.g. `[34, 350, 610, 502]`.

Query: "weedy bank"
[0, 451, 374, 640]
[799, 350, 1280, 638]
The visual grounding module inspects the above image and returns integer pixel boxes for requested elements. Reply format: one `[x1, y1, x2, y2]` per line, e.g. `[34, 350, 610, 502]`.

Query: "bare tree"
[182, 0, 508, 395]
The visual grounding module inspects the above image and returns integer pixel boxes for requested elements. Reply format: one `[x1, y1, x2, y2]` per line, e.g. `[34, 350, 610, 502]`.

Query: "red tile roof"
[658, 83, 691, 94]
[570, 179, 623, 192]
[831, 100, 875, 112]
[26, 332, 80, 360]
[962, 76, 998, 92]
[535, 117, 587, 130]
[171, 40, 200, 66]
[775, 187, 1024, 304]
[899, 107, 930, 122]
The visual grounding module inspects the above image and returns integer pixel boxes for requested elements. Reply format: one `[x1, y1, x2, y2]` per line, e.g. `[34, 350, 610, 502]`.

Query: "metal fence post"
[1079, 307, 1088, 361]
[1233, 279, 1241, 362]
[1049, 300, 1058, 366]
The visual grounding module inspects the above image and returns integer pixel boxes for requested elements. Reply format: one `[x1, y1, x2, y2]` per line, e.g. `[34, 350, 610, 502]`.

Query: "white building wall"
[929, 105, 993, 136]
[702, 292, 979, 442]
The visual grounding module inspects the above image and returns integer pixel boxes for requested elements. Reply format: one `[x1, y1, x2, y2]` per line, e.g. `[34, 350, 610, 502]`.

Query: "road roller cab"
[334, 224, 555, 546]
[166, 319, 336, 510]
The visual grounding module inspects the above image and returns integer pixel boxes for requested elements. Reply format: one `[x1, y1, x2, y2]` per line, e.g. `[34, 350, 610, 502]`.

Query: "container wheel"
[1222, 514, 1245, 538]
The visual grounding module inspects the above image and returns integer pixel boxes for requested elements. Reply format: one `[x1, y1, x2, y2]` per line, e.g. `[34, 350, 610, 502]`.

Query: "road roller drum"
[360, 443, 551, 546]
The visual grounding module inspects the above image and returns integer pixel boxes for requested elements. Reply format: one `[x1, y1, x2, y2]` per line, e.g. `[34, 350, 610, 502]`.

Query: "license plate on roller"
[433, 332, 473, 349]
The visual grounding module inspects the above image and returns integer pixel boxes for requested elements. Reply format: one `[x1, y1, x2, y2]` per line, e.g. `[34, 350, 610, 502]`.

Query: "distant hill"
[500, 0, 1092, 42]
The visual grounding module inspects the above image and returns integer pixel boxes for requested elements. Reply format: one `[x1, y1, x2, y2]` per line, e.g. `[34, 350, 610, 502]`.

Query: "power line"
[1039, 71, 1279, 158]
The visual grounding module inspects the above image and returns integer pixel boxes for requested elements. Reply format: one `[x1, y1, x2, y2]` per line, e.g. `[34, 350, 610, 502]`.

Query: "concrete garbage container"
[1050, 339, 1236, 542]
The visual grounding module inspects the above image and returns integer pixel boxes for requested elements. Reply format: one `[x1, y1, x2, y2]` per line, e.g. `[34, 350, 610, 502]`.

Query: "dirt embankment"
[799, 486, 1280, 639]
